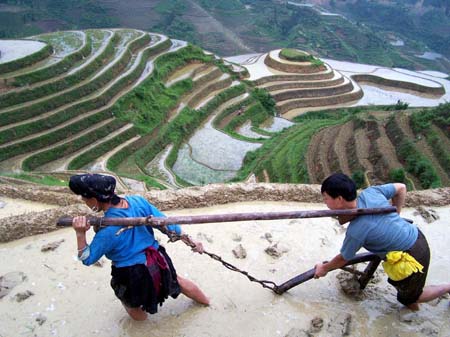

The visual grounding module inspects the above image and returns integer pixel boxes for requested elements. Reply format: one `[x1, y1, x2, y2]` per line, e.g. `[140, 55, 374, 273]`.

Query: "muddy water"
[0, 201, 449, 337]
[0, 197, 59, 218]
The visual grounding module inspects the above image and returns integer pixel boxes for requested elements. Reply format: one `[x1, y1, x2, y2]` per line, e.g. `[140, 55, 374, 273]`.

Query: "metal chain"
[158, 226, 366, 293]
[158, 226, 279, 292]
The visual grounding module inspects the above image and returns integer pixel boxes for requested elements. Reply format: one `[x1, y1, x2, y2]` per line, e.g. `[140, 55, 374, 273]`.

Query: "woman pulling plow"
[68, 173, 209, 321]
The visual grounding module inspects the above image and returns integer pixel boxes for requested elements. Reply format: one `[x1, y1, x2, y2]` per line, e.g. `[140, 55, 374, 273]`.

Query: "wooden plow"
[57, 207, 393, 294]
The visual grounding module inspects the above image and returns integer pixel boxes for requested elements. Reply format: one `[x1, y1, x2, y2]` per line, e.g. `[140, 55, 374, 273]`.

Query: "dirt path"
[306, 131, 323, 184]
[318, 125, 341, 180]
[375, 122, 403, 171]
[354, 128, 373, 177]
[262, 169, 270, 182]
[334, 121, 352, 175]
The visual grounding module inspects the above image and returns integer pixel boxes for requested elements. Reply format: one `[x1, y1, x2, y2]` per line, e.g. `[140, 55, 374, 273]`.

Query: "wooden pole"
[57, 206, 397, 227]
[358, 257, 382, 290]
[274, 252, 380, 294]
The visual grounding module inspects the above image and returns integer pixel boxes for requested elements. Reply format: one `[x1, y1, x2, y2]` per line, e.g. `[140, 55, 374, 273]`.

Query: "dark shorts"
[110, 245, 181, 314]
[387, 229, 430, 306]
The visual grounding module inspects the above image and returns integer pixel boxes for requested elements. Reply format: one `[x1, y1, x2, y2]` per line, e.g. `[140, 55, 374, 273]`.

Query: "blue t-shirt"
[81, 195, 181, 267]
[340, 184, 418, 260]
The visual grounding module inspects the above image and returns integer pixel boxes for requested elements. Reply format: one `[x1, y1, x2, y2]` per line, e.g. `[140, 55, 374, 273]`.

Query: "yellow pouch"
[382, 251, 424, 281]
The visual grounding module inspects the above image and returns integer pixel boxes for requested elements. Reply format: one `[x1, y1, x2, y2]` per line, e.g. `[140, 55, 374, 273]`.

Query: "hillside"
[0, 29, 448, 191]
[1, 0, 449, 73]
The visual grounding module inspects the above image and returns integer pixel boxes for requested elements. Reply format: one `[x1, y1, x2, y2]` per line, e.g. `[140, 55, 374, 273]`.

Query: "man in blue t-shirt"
[314, 173, 450, 310]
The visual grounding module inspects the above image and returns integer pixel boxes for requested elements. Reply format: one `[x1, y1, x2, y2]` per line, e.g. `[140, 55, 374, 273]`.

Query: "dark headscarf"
[69, 174, 120, 204]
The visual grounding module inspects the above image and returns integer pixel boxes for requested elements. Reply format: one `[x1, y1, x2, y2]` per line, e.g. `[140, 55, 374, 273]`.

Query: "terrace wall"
[277, 90, 363, 114]
[264, 54, 326, 74]
[272, 81, 354, 101]
[351, 74, 445, 96]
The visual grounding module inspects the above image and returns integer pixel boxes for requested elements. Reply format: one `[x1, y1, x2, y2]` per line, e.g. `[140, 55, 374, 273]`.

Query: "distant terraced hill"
[234, 105, 449, 189]
[0, 29, 448, 191]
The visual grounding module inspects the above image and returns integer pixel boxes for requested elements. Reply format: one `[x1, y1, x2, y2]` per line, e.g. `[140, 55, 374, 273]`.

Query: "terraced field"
[0, 30, 448, 190]
[258, 108, 449, 189]
[0, 29, 279, 189]
[245, 49, 363, 119]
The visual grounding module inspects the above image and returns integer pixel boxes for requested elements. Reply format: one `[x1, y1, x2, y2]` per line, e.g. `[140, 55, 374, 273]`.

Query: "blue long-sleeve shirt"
[80, 195, 181, 267]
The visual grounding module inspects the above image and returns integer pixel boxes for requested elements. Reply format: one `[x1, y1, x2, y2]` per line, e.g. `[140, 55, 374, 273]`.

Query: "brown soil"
[354, 127, 373, 177]
[306, 131, 324, 184]
[366, 120, 386, 184]
[217, 108, 244, 129]
[375, 121, 403, 172]
[318, 124, 341, 180]
[334, 121, 353, 175]
[346, 131, 365, 174]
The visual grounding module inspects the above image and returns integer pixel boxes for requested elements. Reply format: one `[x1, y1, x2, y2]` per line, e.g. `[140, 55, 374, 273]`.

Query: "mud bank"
[0, 198, 449, 337]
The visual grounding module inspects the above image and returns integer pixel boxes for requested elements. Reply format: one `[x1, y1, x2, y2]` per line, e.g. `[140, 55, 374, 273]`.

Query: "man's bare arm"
[391, 183, 407, 214]
[314, 254, 348, 278]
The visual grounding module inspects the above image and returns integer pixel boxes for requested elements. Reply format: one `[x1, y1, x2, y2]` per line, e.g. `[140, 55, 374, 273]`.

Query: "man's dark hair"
[321, 173, 357, 201]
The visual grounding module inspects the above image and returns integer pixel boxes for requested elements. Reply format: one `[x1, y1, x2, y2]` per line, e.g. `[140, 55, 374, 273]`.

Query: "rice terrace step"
[0, 30, 449, 190]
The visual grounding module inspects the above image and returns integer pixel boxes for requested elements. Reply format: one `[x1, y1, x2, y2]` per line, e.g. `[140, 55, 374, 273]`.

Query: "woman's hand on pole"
[72, 216, 91, 234]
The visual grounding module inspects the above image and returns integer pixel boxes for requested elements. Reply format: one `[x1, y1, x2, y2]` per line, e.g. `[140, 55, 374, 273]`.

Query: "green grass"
[279, 48, 313, 62]
[234, 118, 343, 183]
[1, 173, 67, 186]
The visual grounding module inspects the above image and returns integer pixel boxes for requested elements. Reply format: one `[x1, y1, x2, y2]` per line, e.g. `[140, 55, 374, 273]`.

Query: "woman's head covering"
[69, 174, 117, 202]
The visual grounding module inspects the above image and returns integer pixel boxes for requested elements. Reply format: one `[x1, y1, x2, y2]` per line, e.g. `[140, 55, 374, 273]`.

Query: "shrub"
[389, 168, 406, 183]
[385, 100, 409, 111]
[251, 87, 276, 115]
[311, 58, 325, 67]
[352, 170, 366, 189]
[279, 48, 313, 62]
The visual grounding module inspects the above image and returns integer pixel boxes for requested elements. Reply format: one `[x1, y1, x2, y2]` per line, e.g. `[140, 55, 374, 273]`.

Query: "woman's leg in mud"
[177, 275, 210, 305]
